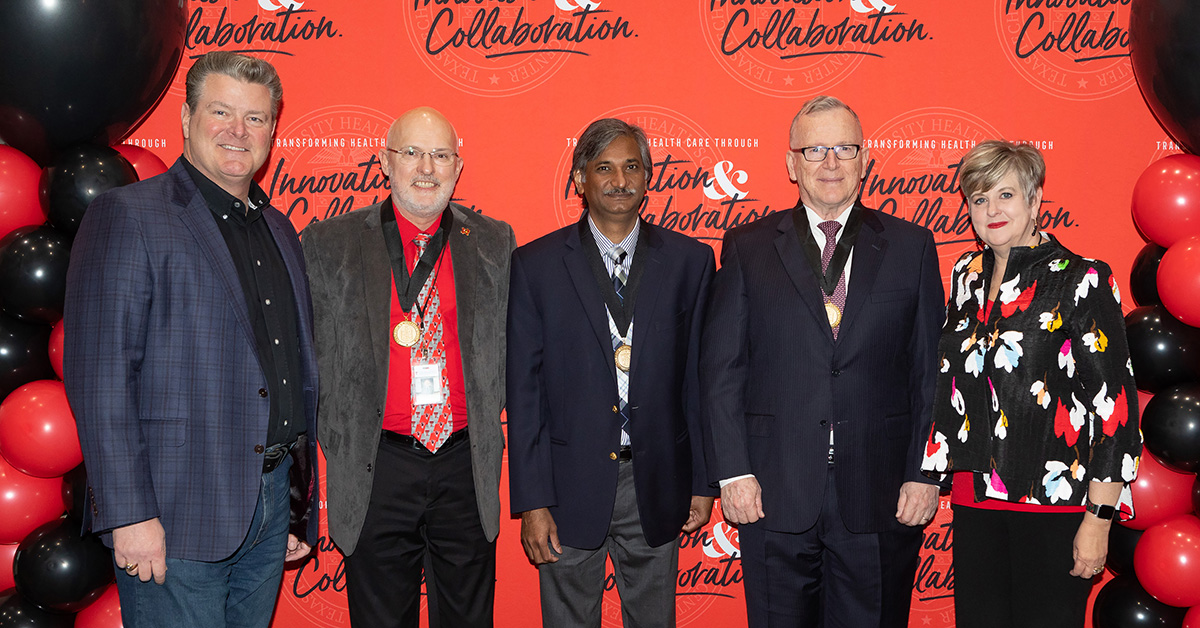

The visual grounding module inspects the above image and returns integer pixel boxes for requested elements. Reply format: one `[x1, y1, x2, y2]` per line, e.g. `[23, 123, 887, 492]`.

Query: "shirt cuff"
[719, 474, 756, 488]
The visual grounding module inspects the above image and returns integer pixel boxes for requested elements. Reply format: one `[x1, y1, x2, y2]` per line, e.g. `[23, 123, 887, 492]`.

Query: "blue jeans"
[115, 456, 293, 628]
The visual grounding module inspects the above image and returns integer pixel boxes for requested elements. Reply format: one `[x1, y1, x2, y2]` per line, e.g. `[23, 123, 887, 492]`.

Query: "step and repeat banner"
[119, 1, 1164, 626]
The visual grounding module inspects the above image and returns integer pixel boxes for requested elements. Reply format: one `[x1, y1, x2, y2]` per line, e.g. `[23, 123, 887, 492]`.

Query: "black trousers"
[952, 505, 1094, 628]
[344, 431, 496, 628]
[739, 467, 923, 628]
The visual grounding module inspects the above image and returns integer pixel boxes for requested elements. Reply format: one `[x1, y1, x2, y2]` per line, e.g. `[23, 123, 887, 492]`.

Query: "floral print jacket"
[920, 235, 1140, 509]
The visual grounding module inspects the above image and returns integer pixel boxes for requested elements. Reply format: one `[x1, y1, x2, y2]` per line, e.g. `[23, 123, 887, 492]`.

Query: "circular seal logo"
[269, 105, 395, 230]
[994, 0, 1134, 100]
[402, 0, 636, 97]
[555, 104, 775, 258]
[861, 107, 1006, 280]
[699, 1, 933, 97]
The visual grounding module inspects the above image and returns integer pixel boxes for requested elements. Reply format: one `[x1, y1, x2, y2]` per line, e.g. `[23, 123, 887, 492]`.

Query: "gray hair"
[185, 51, 283, 119]
[959, 140, 1045, 206]
[571, 118, 653, 183]
[790, 95, 862, 137]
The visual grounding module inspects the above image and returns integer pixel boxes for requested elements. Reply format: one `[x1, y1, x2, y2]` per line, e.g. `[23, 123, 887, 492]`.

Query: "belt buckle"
[262, 442, 292, 473]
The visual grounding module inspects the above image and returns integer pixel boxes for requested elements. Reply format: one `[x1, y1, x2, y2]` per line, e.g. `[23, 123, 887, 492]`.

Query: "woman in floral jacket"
[920, 140, 1140, 628]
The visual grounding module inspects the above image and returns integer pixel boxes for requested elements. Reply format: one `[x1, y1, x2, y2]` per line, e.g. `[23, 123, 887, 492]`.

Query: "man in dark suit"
[701, 96, 944, 628]
[301, 106, 515, 628]
[64, 52, 318, 628]
[507, 118, 717, 627]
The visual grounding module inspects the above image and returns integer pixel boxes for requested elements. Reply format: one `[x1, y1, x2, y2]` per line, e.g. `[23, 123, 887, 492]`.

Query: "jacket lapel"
[448, 205, 480, 378]
[774, 209, 832, 340]
[629, 223, 664, 377]
[564, 220, 617, 373]
[359, 204, 393, 397]
[839, 204, 886, 334]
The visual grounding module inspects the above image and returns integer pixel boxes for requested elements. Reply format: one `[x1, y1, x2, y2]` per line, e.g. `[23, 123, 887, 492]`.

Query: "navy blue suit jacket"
[701, 203, 943, 535]
[63, 159, 320, 561]
[507, 218, 716, 549]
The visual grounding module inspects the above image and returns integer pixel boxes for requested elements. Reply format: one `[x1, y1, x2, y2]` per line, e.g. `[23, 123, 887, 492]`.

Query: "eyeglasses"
[790, 145, 861, 162]
[384, 146, 458, 166]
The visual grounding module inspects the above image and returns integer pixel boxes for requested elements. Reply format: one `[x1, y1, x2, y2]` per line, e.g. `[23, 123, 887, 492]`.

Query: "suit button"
[831, 369, 841, 377]
[820, 420, 827, 426]
[259, 388, 268, 397]
[609, 452, 618, 460]
[366, 463, 373, 473]
[254, 444, 265, 454]
[377, 409, 383, 417]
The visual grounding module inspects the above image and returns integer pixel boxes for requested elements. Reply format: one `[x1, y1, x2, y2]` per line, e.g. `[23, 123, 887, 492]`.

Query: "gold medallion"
[615, 344, 632, 372]
[825, 302, 842, 327]
[393, 320, 421, 347]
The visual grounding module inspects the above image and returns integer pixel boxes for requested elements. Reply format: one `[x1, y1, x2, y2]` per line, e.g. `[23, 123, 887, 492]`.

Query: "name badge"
[411, 361, 445, 406]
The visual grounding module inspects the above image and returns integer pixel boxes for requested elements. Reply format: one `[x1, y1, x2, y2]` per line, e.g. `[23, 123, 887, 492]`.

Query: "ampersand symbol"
[703, 160, 749, 201]
[703, 522, 742, 559]
[259, 0, 304, 10]
[850, 0, 896, 14]
[555, 0, 601, 10]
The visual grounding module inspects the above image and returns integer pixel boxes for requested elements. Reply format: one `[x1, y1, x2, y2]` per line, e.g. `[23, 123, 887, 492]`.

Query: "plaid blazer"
[63, 159, 319, 561]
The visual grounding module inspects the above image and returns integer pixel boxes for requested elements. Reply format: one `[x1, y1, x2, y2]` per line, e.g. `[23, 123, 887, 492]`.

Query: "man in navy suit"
[507, 118, 716, 627]
[701, 96, 944, 628]
[64, 52, 318, 628]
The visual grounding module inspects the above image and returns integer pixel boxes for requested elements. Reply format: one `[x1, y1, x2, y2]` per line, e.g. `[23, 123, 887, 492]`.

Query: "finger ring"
[124, 563, 138, 572]
[1092, 566, 1103, 575]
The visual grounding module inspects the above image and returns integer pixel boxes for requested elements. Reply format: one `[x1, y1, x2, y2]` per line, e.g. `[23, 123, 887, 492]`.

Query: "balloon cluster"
[1092, 3, 1200, 624]
[0, 0, 185, 625]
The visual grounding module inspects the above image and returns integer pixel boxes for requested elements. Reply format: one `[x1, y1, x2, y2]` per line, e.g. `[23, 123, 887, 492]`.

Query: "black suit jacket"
[507, 217, 717, 549]
[701, 203, 943, 534]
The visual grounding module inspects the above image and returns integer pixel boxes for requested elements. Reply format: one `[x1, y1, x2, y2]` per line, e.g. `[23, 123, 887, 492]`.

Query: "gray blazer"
[301, 200, 515, 554]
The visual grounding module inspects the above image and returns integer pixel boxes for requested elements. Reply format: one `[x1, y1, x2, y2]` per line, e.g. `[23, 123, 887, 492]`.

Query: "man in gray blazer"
[301, 107, 515, 628]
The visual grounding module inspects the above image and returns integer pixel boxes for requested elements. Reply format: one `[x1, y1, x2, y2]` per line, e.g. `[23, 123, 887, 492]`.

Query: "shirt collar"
[586, 214, 640, 262]
[181, 157, 270, 221]
[391, 198, 445, 244]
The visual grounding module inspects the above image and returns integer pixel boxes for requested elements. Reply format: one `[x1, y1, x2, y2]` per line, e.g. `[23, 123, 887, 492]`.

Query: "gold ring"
[124, 563, 138, 572]
[1092, 566, 1103, 575]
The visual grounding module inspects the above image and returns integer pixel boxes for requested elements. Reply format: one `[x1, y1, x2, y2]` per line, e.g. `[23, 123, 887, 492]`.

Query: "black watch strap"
[1084, 498, 1116, 521]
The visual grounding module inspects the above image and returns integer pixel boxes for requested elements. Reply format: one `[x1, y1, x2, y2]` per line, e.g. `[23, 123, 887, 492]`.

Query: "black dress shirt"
[182, 158, 305, 449]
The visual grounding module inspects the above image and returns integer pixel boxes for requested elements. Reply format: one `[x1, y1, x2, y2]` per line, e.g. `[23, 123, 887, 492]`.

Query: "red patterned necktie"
[410, 232, 452, 452]
[818, 220, 847, 340]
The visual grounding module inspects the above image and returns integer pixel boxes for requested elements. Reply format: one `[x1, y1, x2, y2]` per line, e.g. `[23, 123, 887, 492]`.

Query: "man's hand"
[682, 496, 716, 533]
[720, 477, 764, 525]
[895, 481, 939, 526]
[112, 518, 167, 584]
[520, 508, 562, 565]
[285, 534, 312, 563]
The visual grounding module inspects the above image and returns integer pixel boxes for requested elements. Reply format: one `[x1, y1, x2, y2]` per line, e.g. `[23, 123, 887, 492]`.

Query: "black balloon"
[0, 596, 73, 628]
[1131, 0, 1200, 155]
[1142, 384, 1200, 472]
[13, 519, 114, 614]
[0, 1, 186, 165]
[1131, 243, 1167, 307]
[1107, 523, 1144, 576]
[1125, 305, 1200, 393]
[1092, 575, 1187, 628]
[0, 311, 53, 400]
[0, 226, 71, 324]
[40, 146, 137, 236]
[1193, 474, 1200, 515]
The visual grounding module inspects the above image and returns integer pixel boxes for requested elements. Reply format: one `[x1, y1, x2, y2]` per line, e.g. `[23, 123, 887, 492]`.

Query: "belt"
[618, 445, 632, 461]
[262, 442, 294, 473]
[380, 427, 469, 453]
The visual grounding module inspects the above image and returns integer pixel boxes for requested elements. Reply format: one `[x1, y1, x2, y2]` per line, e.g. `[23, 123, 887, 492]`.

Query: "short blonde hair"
[959, 140, 1045, 205]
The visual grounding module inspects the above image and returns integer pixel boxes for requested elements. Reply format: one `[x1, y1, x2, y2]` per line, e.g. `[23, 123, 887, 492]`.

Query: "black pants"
[953, 506, 1094, 628]
[344, 431, 496, 628]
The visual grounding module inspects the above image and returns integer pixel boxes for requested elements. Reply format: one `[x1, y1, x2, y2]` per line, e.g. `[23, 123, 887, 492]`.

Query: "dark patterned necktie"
[818, 221, 848, 340]
[610, 247, 630, 443]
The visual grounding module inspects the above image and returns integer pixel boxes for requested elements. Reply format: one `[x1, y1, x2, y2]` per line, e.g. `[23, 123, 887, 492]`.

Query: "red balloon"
[1133, 154, 1200, 248]
[1135, 514, 1200, 607]
[0, 146, 47, 239]
[0, 543, 16, 595]
[0, 455, 64, 543]
[74, 583, 122, 628]
[0, 380, 81, 477]
[1186, 604, 1200, 628]
[1158, 236, 1200, 327]
[112, 144, 167, 181]
[1122, 452, 1196, 530]
[48, 320, 63, 380]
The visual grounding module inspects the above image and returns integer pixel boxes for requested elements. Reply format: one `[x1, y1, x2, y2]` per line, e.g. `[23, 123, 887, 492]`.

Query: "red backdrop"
[118, 1, 1166, 625]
